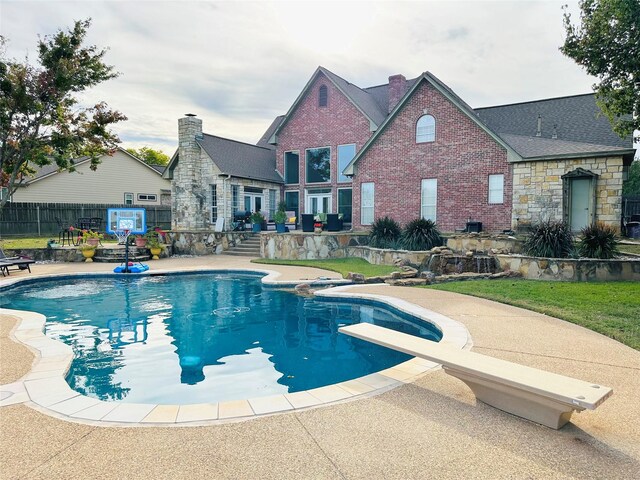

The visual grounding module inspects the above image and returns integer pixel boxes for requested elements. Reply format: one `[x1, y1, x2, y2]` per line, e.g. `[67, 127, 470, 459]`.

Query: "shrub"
[368, 216, 401, 248]
[400, 218, 443, 251]
[523, 220, 574, 258]
[578, 222, 619, 259]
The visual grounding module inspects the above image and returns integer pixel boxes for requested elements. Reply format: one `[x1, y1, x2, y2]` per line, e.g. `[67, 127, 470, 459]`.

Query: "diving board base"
[443, 367, 577, 429]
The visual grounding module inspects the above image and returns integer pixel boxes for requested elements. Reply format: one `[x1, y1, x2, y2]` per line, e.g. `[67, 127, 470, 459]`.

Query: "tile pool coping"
[0, 268, 472, 427]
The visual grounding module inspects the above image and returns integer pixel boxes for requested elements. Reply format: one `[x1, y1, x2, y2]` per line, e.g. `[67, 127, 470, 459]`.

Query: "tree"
[623, 161, 640, 195]
[125, 146, 170, 166]
[0, 19, 126, 208]
[561, 0, 640, 142]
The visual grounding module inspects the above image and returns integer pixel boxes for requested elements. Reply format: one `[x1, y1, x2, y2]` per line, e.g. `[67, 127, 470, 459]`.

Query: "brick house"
[168, 67, 635, 233]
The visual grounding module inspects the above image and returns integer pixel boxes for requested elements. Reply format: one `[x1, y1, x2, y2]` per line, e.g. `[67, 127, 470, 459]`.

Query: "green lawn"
[618, 243, 640, 255]
[423, 280, 640, 350]
[252, 258, 398, 278]
[0, 236, 118, 249]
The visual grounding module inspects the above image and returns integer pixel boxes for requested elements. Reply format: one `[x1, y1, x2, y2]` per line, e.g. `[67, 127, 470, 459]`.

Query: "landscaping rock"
[347, 272, 365, 283]
[385, 278, 428, 286]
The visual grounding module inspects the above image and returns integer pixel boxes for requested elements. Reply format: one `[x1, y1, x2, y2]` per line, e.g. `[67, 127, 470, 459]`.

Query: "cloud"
[1, 0, 597, 155]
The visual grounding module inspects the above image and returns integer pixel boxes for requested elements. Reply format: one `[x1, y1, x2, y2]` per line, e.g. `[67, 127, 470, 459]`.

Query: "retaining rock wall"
[167, 231, 253, 255]
[497, 255, 640, 281]
[261, 232, 369, 260]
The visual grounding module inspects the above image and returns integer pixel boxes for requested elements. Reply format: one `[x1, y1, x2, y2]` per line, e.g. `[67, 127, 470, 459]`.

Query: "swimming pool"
[2, 272, 442, 405]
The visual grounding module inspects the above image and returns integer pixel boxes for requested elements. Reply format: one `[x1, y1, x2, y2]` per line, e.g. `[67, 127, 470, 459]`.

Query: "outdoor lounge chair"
[0, 248, 35, 276]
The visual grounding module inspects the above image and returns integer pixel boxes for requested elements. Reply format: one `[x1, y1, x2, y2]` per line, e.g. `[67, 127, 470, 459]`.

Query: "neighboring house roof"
[20, 147, 165, 186]
[197, 133, 282, 184]
[475, 94, 632, 149]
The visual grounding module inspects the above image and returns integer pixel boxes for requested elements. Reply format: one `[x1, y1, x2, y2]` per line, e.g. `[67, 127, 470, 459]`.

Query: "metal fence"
[0, 202, 171, 237]
[622, 195, 640, 218]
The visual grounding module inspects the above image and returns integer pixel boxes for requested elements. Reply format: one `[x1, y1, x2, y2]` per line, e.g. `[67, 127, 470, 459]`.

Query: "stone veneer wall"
[330, 245, 431, 268]
[497, 255, 640, 281]
[261, 232, 369, 260]
[167, 231, 253, 255]
[511, 156, 625, 230]
[445, 234, 523, 254]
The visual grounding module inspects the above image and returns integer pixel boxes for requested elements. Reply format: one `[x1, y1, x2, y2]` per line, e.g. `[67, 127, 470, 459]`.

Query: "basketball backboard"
[107, 208, 147, 234]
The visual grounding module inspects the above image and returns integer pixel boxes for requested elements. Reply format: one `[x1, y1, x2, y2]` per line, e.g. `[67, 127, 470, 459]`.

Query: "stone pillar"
[172, 115, 207, 230]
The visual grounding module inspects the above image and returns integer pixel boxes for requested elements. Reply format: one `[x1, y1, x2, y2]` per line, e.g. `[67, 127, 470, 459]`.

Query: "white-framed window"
[0, 186, 10, 202]
[337, 144, 356, 182]
[137, 193, 157, 202]
[488, 174, 504, 204]
[231, 184, 240, 213]
[421, 179, 437, 221]
[416, 115, 436, 143]
[361, 182, 374, 225]
[269, 189, 277, 221]
[305, 188, 332, 214]
[124, 192, 134, 205]
[305, 146, 331, 183]
[211, 184, 218, 223]
[284, 151, 300, 184]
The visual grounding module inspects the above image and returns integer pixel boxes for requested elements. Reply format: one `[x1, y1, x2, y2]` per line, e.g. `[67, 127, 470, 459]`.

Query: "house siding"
[352, 81, 512, 232]
[13, 150, 170, 204]
[275, 72, 373, 215]
[511, 156, 625, 230]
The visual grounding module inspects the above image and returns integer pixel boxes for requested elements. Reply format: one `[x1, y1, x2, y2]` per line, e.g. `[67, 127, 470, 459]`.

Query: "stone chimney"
[172, 114, 206, 230]
[388, 74, 407, 113]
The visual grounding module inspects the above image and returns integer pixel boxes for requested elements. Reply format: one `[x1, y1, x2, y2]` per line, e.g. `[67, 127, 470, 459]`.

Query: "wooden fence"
[0, 202, 171, 237]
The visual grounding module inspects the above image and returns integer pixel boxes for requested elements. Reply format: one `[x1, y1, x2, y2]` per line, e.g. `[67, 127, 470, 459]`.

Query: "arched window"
[318, 85, 328, 107]
[416, 115, 436, 143]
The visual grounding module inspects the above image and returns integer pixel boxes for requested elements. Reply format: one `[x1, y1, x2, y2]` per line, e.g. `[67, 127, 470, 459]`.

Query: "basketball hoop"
[114, 229, 131, 245]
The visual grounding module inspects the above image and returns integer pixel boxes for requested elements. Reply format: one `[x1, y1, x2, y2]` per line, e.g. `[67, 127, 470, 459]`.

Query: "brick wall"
[275, 72, 372, 215]
[352, 80, 512, 232]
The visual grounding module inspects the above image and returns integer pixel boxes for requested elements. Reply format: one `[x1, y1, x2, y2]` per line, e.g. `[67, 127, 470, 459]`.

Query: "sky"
[0, 0, 613, 156]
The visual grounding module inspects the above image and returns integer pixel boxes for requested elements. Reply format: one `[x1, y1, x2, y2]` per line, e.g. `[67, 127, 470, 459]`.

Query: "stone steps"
[92, 246, 151, 263]
[224, 235, 261, 257]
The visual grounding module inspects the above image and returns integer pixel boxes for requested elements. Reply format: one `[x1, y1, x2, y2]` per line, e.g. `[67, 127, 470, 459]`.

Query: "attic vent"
[319, 85, 328, 107]
[536, 115, 542, 137]
[552, 124, 558, 139]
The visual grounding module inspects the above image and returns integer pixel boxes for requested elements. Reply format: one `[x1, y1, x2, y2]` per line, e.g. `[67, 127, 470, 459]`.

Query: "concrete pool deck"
[1, 256, 639, 479]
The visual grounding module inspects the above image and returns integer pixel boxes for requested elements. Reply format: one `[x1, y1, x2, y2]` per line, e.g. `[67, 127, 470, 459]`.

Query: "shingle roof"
[475, 94, 632, 149]
[498, 133, 633, 160]
[197, 134, 282, 184]
[256, 115, 284, 148]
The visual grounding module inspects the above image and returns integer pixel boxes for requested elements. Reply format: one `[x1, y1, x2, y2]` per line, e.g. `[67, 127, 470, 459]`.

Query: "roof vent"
[536, 115, 542, 137]
[552, 124, 558, 139]
[185, 113, 197, 117]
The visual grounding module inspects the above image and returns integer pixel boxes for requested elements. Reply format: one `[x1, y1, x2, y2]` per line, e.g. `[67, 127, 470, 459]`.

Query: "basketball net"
[114, 229, 131, 245]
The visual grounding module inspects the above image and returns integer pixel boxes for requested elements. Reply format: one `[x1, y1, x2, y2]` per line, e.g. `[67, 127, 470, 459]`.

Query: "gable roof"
[20, 147, 165, 186]
[256, 115, 284, 149]
[270, 66, 388, 142]
[475, 94, 633, 149]
[198, 134, 282, 183]
[343, 72, 522, 175]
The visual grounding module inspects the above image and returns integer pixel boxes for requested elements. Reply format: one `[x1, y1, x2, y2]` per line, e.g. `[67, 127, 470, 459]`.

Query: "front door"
[569, 178, 591, 231]
[306, 189, 332, 214]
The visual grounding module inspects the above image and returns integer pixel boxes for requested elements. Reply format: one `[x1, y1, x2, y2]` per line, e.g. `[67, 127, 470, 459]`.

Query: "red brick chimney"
[388, 74, 407, 113]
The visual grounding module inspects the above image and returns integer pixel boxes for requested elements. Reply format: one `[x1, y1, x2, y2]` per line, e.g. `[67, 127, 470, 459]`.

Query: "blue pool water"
[1, 272, 442, 404]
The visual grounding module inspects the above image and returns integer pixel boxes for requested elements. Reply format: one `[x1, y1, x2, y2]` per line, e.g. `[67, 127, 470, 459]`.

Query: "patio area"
[1, 256, 639, 479]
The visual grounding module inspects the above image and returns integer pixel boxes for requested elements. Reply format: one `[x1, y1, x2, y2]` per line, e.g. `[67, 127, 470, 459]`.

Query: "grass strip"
[252, 258, 398, 278]
[423, 280, 640, 350]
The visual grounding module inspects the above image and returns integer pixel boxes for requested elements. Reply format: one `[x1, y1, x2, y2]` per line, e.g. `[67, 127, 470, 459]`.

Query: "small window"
[319, 85, 328, 107]
[124, 193, 134, 205]
[421, 179, 437, 221]
[416, 115, 436, 143]
[137, 193, 157, 202]
[488, 174, 504, 204]
[361, 182, 375, 225]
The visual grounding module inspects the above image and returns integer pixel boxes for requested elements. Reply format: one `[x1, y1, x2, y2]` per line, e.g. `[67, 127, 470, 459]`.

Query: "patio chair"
[0, 248, 35, 276]
[55, 217, 75, 246]
[301, 214, 315, 232]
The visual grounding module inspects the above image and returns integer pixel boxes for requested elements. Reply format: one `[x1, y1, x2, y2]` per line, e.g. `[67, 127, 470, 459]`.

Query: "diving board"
[339, 323, 613, 429]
